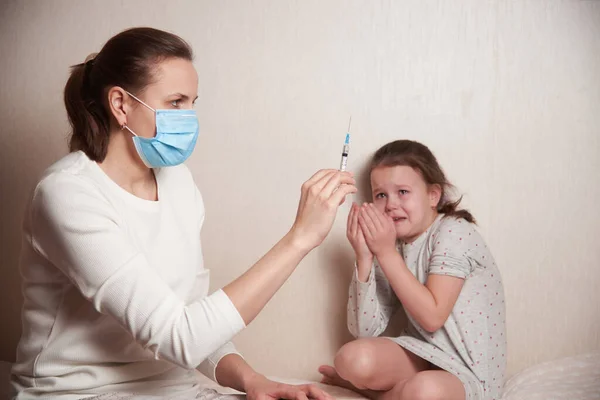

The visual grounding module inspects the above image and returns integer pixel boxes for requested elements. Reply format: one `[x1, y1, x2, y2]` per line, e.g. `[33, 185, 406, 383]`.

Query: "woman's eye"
[399, 190, 409, 195]
[171, 99, 180, 107]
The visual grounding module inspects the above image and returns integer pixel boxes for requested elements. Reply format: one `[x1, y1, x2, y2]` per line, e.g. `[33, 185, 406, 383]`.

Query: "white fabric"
[10, 152, 246, 399]
[501, 352, 600, 400]
[83, 388, 245, 400]
[5, 353, 600, 400]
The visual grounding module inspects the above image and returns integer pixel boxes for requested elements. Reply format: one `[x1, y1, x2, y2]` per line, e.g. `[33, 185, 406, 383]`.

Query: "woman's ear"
[107, 87, 129, 128]
[429, 184, 442, 208]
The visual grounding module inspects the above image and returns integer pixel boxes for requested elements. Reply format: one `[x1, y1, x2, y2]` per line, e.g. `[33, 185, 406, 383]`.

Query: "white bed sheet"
[2, 353, 599, 400]
[501, 352, 600, 400]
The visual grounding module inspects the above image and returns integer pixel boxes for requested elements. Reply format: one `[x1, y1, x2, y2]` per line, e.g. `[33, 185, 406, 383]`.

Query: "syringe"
[339, 117, 352, 171]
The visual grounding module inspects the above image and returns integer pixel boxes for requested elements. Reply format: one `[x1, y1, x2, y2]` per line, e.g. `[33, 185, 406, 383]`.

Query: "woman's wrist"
[285, 226, 317, 255]
[241, 371, 267, 393]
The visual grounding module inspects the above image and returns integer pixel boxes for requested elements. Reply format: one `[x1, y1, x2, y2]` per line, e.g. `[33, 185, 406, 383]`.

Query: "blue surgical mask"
[122, 91, 199, 168]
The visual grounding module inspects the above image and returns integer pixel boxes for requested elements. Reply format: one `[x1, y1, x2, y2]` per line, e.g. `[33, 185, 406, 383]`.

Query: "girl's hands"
[347, 203, 373, 262]
[347, 203, 374, 280]
[357, 203, 397, 259]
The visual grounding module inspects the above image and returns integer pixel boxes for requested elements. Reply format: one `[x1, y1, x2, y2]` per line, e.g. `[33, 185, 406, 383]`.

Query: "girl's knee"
[400, 374, 446, 400]
[333, 340, 377, 386]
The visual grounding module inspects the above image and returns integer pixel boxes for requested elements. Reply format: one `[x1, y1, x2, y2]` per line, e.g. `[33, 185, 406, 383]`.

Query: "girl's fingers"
[358, 207, 377, 240]
[363, 204, 384, 232]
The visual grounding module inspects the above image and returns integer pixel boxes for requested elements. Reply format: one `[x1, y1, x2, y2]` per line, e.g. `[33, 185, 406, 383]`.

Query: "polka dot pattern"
[346, 215, 507, 400]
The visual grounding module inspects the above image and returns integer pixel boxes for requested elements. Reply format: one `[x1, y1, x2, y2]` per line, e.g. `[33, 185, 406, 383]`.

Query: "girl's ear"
[429, 184, 442, 209]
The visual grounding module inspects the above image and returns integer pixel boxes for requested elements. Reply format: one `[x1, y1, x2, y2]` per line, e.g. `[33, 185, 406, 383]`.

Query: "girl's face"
[370, 165, 441, 243]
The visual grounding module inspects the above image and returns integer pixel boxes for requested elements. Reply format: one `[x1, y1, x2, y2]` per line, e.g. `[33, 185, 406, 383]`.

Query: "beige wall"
[1, 0, 599, 381]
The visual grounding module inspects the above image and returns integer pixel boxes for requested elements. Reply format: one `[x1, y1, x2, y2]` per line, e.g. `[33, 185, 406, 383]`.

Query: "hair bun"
[84, 52, 98, 64]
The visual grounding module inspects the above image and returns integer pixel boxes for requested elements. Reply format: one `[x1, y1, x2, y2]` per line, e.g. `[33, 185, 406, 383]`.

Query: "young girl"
[319, 140, 506, 400]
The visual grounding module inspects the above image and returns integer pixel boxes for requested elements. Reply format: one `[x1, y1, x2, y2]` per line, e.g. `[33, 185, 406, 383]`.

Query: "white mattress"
[0, 361, 363, 400]
[501, 352, 600, 400]
[2, 353, 599, 400]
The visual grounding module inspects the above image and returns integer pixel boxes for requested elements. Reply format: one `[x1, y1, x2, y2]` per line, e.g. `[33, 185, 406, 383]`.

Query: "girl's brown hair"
[370, 140, 476, 224]
[64, 27, 193, 162]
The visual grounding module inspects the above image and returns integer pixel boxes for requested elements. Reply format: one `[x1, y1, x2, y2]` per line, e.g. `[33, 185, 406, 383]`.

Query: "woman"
[10, 27, 356, 400]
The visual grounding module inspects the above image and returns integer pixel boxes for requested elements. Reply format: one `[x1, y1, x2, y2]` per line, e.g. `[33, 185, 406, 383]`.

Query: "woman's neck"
[97, 130, 158, 201]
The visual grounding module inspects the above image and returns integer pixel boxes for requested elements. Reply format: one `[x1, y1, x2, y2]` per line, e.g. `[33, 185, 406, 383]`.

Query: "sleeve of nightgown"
[347, 260, 400, 338]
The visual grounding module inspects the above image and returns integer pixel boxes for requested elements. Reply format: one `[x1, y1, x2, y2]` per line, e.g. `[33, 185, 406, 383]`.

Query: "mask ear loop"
[122, 123, 138, 137]
[121, 90, 156, 138]
[124, 90, 156, 113]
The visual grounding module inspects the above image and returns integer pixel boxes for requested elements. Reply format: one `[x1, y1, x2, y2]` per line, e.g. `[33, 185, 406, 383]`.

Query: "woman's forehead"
[148, 58, 198, 96]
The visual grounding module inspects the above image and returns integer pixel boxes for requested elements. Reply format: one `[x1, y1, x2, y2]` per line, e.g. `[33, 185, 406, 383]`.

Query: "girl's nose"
[385, 196, 400, 212]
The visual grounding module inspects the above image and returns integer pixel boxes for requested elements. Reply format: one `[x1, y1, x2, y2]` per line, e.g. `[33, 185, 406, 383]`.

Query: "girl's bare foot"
[318, 365, 361, 392]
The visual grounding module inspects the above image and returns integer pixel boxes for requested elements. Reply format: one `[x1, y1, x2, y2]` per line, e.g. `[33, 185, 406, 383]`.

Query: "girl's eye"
[399, 190, 409, 195]
[375, 193, 386, 199]
[171, 99, 181, 107]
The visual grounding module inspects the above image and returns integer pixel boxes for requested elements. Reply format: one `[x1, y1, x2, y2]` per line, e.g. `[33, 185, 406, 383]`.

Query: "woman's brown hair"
[64, 27, 193, 162]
